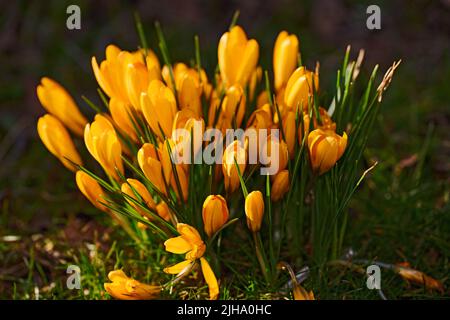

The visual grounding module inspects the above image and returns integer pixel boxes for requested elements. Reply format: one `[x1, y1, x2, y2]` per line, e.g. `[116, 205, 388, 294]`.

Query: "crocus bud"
[121, 179, 156, 219]
[245, 191, 264, 232]
[308, 129, 347, 175]
[141, 80, 178, 140]
[137, 143, 168, 196]
[271, 170, 290, 202]
[222, 140, 247, 193]
[104, 270, 161, 300]
[37, 114, 82, 172]
[84, 114, 123, 181]
[202, 195, 229, 237]
[36, 77, 88, 136]
[218, 25, 259, 88]
[221, 84, 246, 129]
[284, 66, 319, 112]
[75, 170, 108, 212]
[273, 31, 299, 92]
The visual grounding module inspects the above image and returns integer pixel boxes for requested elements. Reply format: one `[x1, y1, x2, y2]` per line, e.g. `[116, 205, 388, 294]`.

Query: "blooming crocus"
[271, 170, 290, 202]
[222, 140, 247, 193]
[218, 25, 259, 88]
[75, 170, 108, 212]
[307, 129, 347, 175]
[92, 45, 141, 103]
[141, 79, 178, 140]
[137, 143, 168, 196]
[37, 114, 82, 172]
[245, 191, 264, 232]
[84, 114, 124, 180]
[284, 66, 319, 112]
[121, 179, 156, 219]
[164, 223, 219, 300]
[104, 269, 161, 300]
[36, 77, 88, 136]
[273, 31, 299, 92]
[202, 195, 229, 237]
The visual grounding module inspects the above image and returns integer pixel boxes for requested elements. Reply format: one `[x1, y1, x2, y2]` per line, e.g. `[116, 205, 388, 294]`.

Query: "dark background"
[0, 0, 449, 298]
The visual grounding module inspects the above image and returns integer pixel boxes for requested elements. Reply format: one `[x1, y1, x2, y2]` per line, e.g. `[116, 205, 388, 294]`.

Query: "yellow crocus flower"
[141, 79, 178, 140]
[222, 140, 247, 193]
[137, 143, 169, 196]
[202, 195, 229, 237]
[109, 98, 138, 142]
[284, 66, 319, 112]
[75, 170, 108, 212]
[37, 114, 82, 172]
[36, 77, 88, 136]
[271, 170, 290, 202]
[121, 179, 156, 219]
[164, 223, 219, 300]
[84, 114, 124, 180]
[156, 201, 172, 222]
[218, 25, 259, 88]
[307, 128, 347, 175]
[245, 191, 264, 233]
[273, 31, 299, 92]
[104, 269, 161, 300]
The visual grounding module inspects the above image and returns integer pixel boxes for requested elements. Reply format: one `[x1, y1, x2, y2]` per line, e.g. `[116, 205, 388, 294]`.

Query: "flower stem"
[253, 232, 269, 284]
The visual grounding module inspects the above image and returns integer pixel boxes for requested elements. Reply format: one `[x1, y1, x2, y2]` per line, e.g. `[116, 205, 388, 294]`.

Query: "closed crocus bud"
[172, 109, 205, 165]
[156, 201, 172, 222]
[308, 129, 347, 175]
[284, 66, 319, 112]
[84, 114, 124, 181]
[141, 80, 178, 140]
[245, 191, 264, 232]
[218, 25, 259, 88]
[221, 85, 246, 129]
[121, 179, 156, 219]
[125, 62, 149, 112]
[222, 140, 247, 193]
[282, 111, 296, 158]
[202, 195, 229, 237]
[36, 77, 88, 136]
[104, 270, 161, 300]
[109, 98, 138, 142]
[76, 170, 108, 212]
[37, 114, 82, 172]
[271, 170, 290, 201]
[137, 143, 168, 196]
[273, 31, 299, 92]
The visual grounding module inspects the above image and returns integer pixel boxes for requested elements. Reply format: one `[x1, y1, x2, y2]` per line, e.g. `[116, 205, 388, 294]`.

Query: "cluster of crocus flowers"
[35, 20, 356, 301]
